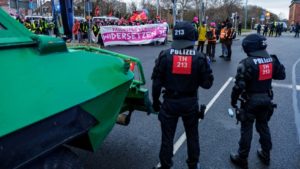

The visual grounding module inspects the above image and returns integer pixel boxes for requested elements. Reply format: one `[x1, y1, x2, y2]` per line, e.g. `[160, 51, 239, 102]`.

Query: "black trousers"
[158, 97, 199, 168]
[225, 42, 232, 59]
[197, 41, 205, 53]
[238, 105, 272, 158]
[269, 30, 274, 37]
[206, 42, 216, 58]
[263, 31, 268, 37]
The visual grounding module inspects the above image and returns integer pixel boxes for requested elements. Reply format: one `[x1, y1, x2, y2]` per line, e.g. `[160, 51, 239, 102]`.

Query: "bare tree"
[177, 0, 194, 20]
[207, 0, 242, 7]
[128, 1, 137, 14]
[160, 0, 173, 10]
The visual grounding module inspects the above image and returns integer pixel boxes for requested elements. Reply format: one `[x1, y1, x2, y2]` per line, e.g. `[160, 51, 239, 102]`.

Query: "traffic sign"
[260, 15, 265, 21]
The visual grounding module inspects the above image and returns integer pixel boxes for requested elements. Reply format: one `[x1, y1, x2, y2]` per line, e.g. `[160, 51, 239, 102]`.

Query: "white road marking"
[272, 82, 300, 90]
[292, 58, 300, 144]
[156, 77, 234, 167]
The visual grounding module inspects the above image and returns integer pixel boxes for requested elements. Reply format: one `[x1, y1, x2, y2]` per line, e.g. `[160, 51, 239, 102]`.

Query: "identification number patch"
[259, 63, 273, 80]
[172, 55, 192, 74]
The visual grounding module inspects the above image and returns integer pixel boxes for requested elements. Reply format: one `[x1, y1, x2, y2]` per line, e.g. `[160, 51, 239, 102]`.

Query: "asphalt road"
[77, 33, 300, 169]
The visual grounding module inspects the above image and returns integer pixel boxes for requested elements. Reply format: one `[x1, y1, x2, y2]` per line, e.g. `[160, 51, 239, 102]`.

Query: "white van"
[25, 15, 43, 21]
[74, 16, 85, 22]
[92, 16, 119, 23]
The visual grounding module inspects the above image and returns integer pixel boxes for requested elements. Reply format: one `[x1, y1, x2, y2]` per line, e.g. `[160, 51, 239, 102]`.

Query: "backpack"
[206, 30, 213, 40]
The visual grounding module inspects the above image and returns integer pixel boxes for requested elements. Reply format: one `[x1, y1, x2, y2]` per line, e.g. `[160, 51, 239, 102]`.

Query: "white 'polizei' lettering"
[253, 58, 273, 64]
[170, 49, 196, 55]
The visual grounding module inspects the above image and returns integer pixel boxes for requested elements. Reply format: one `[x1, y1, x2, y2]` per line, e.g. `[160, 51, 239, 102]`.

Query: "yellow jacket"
[198, 25, 207, 42]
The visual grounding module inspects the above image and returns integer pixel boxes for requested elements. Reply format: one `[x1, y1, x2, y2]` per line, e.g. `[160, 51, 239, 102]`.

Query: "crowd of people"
[16, 17, 55, 35]
[291, 23, 300, 38]
[192, 17, 236, 62]
[256, 22, 285, 37]
[14, 15, 168, 47]
[72, 17, 168, 47]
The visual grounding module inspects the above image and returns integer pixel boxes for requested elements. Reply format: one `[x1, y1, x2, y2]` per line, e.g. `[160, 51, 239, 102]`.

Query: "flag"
[108, 11, 113, 16]
[130, 11, 148, 22]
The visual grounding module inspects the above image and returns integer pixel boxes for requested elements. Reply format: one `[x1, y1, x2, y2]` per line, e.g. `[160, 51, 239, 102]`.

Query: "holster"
[236, 108, 247, 122]
[198, 104, 206, 119]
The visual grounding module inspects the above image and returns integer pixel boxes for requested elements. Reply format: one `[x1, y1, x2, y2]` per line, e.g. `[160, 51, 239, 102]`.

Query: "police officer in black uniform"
[230, 34, 286, 169]
[152, 21, 214, 169]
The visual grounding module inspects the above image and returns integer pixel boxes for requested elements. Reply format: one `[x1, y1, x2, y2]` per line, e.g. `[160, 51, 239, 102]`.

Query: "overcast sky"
[247, 0, 290, 19]
[123, 0, 290, 19]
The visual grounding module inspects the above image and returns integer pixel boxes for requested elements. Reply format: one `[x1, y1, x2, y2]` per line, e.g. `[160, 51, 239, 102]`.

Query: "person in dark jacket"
[230, 34, 286, 169]
[238, 22, 242, 35]
[257, 24, 261, 34]
[269, 23, 274, 37]
[263, 24, 269, 37]
[295, 23, 300, 38]
[223, 22, 235, 61]
[152, 21, 214, 169]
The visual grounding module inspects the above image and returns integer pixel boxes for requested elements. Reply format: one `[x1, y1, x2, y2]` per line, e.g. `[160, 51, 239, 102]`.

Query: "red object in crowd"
[108, 11, 113, 16]
[72, 20, 80, 35]
[129, 62, 135, 71]
[94, 6, 100, 16]
[130, 11, 148, 22]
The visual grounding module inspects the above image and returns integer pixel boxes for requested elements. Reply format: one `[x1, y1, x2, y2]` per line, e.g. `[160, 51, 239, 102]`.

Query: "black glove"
[152, 100, 161, 112]
[231, 100, 238, 108]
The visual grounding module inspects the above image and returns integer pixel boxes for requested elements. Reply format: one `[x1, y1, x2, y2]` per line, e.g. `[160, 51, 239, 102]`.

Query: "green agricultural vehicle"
[0, 8, 153, 169]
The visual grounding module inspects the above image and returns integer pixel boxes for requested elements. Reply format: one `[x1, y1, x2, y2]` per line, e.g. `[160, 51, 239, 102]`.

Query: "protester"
[223, 22, 235, 61]
[72, 19, 80, 43]
[206, 22, 217, 62]
[197, 22, 207, 53]
[219, 21, 228, 59]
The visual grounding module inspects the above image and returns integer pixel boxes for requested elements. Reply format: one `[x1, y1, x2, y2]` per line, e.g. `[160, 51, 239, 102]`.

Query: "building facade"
[289, 0, 300, 25]
[0, 0, 39, 16]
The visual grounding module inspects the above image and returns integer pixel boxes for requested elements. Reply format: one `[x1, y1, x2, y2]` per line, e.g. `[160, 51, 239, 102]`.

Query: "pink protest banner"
[100, 24, 168, 46]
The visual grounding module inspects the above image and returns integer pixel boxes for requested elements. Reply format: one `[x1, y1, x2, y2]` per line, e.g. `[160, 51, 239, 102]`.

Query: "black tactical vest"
[164, 48, 203, 94]
[244, 56, 273, 93]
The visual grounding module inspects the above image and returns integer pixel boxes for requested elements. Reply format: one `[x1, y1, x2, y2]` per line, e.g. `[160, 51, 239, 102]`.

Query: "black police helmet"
[242, 33, 269, 57]
[172, 21, 197, 49]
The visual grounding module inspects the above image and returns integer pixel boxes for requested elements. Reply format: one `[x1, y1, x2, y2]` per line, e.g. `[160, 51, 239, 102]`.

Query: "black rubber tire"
[27, 146, 84, 169]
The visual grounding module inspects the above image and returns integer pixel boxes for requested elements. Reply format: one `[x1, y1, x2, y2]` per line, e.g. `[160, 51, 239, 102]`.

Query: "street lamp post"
[172, 0, 176, 27]
[16, 0, 19, 15]
[266, 12, 270, 24]
[244, 0, 248, 30]
[156, 0, 159, 17]
[251, 17, 255, 30]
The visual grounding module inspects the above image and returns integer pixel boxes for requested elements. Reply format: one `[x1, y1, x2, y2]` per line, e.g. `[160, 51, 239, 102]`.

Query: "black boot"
[152, 167, 168, 169]
[230, 153, 248, 169]
[152, 166, 171, 169]
[257, 148, 270, 165]
[211, 57, 216, 62]
[224, 57, 231, 61]
[188, 163, 202, 169]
